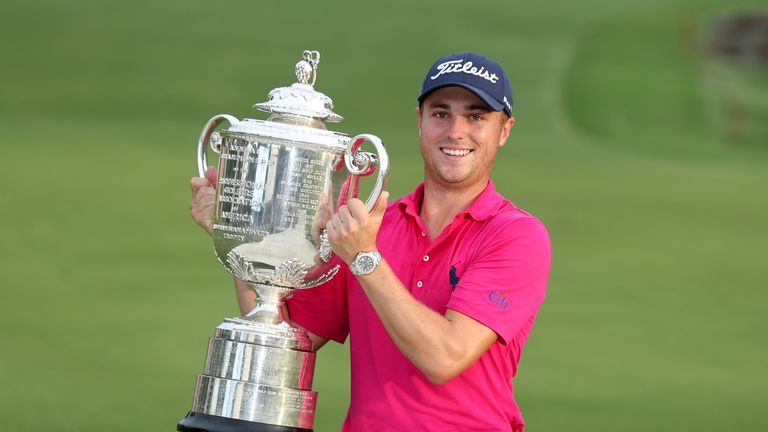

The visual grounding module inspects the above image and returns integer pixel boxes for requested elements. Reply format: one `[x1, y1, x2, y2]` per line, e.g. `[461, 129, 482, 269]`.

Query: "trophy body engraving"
[178, 51, 389, 432]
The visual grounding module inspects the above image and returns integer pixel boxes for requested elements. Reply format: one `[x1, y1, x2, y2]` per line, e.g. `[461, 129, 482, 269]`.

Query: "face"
[417, 86, 515, 191]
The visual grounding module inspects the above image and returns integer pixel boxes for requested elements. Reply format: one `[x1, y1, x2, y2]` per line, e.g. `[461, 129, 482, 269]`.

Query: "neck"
[420, 179, 489, 239]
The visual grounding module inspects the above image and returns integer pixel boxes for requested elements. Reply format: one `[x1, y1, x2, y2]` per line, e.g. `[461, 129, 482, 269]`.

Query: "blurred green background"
[1, 0, 766, 431]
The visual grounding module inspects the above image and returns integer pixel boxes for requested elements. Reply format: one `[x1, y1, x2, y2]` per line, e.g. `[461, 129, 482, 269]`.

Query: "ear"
[498, 116, 515, 148]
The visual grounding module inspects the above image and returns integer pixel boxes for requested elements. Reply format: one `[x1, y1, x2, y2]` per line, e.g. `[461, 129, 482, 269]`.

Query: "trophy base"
[178, 411, 312, 432]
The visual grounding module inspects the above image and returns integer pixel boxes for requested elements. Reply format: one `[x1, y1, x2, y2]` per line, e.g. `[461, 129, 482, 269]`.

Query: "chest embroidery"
[449, 264, 461, 291]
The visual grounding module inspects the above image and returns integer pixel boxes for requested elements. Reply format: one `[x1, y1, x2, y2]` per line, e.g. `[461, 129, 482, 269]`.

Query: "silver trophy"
[178, 50, 389, 432]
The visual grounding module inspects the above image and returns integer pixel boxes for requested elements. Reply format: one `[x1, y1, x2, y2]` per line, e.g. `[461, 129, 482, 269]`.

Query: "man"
[190, 52, 551, 431]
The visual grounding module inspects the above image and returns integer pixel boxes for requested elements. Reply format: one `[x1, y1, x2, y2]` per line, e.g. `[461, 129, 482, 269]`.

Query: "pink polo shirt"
[287, 181, 551, 432]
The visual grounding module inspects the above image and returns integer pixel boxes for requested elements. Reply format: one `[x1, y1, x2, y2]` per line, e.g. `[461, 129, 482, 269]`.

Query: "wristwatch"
[349, 250, 382, 276]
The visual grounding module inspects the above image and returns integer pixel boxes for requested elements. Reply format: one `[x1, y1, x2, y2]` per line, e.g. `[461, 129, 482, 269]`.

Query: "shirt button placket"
[415, 255, 429, 292]
[414, 243, 429, 292]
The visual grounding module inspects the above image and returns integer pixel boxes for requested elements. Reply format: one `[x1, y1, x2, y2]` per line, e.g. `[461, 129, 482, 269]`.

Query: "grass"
[1, 0, 766, 431]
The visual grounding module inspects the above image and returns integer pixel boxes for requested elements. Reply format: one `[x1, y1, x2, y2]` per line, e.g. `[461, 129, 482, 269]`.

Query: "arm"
[326, 194, 497, 384]
[358, 261, 497, 384]
[189, 167, 329, 351]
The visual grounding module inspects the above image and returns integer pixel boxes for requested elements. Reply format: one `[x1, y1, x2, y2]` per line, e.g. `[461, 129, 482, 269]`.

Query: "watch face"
[358, 255, 375, 273]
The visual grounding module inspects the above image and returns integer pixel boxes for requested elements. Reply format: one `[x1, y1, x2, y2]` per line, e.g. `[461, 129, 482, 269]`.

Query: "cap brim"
[418, 83, 505, 113]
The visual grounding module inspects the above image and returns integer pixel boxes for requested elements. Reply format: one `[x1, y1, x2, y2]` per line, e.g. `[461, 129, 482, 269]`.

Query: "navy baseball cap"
[418, 52, 513, 116]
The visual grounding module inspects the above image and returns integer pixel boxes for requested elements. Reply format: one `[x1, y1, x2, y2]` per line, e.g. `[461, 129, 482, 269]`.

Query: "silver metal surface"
[185, 49, 390, 430]
[253, 50, 342, 122]
[204, 337, 315, 390]
[343, 134, 389, 212]
[227, 250, 340, 289]
[192, 375, 317, 429]
[215, 319, 313, 352]
[197, 114, 239, 177]
[198, 55, 389, 291]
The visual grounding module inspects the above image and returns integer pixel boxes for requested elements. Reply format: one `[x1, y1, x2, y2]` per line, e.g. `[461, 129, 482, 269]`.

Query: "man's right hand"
[189, 166, 218, 236]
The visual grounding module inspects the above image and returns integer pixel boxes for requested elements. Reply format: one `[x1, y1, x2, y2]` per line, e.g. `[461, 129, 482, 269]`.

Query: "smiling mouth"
[440, 147, 473, 157]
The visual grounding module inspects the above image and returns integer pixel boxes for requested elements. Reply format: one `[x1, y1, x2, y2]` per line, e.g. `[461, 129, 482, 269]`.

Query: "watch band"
[350, 250, 382, 276]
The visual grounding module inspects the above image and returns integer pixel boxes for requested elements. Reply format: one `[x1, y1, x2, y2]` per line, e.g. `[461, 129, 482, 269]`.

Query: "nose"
[446, 116, 469, 141]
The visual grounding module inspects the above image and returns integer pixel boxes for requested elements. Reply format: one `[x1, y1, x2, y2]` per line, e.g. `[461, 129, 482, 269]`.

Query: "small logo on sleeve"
[488, 291, 510, 310]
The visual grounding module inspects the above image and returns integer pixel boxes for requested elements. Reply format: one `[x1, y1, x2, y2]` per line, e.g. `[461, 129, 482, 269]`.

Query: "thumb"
[371, 191, 389, 220]
[205, 166, 218, 188]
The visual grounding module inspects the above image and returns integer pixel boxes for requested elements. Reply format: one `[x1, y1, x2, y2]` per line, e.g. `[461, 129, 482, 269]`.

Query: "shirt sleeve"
[446, 216, 551, 344]
[285, 256, 350, 343]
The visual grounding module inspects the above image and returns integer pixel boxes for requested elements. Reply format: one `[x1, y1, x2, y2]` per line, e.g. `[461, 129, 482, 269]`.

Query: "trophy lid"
[253, 50, 343, 123]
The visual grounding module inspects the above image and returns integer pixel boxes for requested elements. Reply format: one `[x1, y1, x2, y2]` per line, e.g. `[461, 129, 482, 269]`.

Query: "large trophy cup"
[178, 50, 388, 432]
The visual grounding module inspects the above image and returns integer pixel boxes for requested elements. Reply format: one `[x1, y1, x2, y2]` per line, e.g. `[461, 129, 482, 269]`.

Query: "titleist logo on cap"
[430, 60, 500, 83]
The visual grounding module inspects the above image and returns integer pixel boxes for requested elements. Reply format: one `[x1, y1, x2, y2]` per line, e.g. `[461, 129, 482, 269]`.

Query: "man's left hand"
[326, 192, 389, 264]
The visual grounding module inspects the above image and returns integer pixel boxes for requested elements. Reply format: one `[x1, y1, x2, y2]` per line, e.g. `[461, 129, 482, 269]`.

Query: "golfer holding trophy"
[178, 50, 389, 432]
[186, 47, 553, 431]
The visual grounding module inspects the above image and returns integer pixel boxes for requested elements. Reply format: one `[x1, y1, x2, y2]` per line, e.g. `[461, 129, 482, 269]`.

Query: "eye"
[468, 113, 485, 121]
[432, 111, 449, 119]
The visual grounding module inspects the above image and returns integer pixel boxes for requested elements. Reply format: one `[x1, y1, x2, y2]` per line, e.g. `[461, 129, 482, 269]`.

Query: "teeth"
[441, 148, 471, 156]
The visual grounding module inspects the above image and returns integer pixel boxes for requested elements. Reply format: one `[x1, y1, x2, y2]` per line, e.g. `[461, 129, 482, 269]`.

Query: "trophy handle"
[197, 114, 239, 176]
[318, 134, 388, 263]
[344, 134, 390, 212]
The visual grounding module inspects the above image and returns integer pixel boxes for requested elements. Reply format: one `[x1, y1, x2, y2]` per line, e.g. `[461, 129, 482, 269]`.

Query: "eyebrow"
[426, 102, 492, 112]
[467, 104, 491, 112]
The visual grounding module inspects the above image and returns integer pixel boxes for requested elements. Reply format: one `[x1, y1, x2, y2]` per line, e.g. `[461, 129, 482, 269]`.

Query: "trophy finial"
[254, 49, 341, 122]
[295, 50, 320, 86]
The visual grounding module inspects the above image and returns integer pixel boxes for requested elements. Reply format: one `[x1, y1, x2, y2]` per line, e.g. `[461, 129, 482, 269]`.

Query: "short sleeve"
[446, 216, 551, 344]
[285, 257, 350, 343]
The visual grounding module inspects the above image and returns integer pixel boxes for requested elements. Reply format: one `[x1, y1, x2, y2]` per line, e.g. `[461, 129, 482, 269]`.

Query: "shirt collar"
[398, 182, 425, 220]
[397, 180, 508, 222]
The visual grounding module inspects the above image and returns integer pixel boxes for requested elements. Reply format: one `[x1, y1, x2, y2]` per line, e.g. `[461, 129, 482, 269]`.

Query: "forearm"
[357, 260, 491, 384]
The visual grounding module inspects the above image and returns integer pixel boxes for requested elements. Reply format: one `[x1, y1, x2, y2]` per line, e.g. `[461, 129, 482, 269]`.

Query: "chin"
[436, 174, 472, 186]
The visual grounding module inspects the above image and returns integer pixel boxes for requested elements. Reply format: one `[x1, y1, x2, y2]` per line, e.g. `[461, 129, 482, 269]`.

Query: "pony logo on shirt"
[449, 264, 460, 291]
[488, 291, 510, 310]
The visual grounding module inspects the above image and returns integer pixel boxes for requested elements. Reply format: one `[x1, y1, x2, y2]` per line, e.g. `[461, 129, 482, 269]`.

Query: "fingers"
[190, 166, 217, 194]
[347, 198, 367, 221]
[334, 205, 362, 232]
[347, 192, 389, 221]
[325, 212, 342, 236]
[372, 191, 389, 220]
[191, 186, 215, 209]
[324, 214, 339, 243]
[205, 166, 218, 187]
[331, 192, 389, 234]
[187, 166, 218, 236]
[189, 196, 214, 222]
[337, 205, 352, 225]
[323, 191, 390, 264]
[190, 176, 210, 194]
[189, 183, 216, 236]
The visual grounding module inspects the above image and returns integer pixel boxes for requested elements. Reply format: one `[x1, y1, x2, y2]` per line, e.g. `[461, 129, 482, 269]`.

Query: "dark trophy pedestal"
[178, 412, 312, 432]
